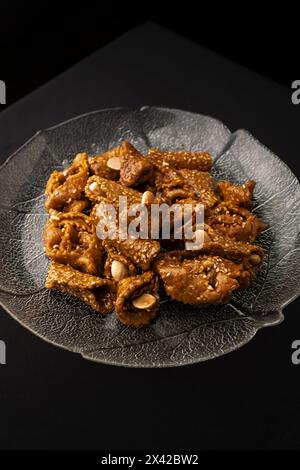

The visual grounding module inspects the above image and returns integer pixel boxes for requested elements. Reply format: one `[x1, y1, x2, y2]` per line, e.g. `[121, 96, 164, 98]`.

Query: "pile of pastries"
[43, 141, 266, 327]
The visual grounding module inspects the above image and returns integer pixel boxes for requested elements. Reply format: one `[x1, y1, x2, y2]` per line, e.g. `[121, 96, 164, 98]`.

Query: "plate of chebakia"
[0, 107, 299, 367]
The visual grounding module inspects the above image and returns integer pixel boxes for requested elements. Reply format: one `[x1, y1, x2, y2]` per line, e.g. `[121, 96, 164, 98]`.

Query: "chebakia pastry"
[44, 141, 267, 327]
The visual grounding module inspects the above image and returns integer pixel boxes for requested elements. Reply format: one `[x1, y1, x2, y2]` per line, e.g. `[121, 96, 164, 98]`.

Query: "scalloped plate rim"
[0, 297, 284, 368]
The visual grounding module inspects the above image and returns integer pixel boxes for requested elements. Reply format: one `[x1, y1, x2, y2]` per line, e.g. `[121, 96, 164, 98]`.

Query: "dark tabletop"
[0, 22, 299, 450]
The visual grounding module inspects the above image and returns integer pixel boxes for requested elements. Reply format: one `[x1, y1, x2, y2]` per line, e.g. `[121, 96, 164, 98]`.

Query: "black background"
[0, 3, 300, 452]
[0, 1, 298, 106]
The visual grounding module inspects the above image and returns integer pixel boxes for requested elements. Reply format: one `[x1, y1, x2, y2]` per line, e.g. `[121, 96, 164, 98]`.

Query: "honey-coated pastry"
[148, 148, 212, 172]
[44, 211, 103, 275]
[63, 198, 89, 213]
[155, 253, 242, 305]
[45, 153, 89, 211]
[115, 271, 159, 327]
[164, 168, 219, 208]
[85, 175, 142, 207]
[207, 202, 266, 242]
[104, 236, 161, 271]
[45, 262, 115, 314]
[201, 224, 264, 270]
[89, 147, 121, 181]
[119, 141, 154, 187]
[217, 180, 255, 208]
[146, 166, 218, 208]
[104, 243, 137, 280]
[44, 140, 267, 328]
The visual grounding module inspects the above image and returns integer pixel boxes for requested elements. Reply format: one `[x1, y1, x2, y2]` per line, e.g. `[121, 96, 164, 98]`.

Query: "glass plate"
[0, 106, 299, 367]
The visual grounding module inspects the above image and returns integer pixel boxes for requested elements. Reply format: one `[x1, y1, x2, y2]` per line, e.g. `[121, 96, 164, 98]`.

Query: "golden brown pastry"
[119, 141, 154, 187]
[104, 243, 137, 281]
[115, 271, 159, 327]
[207, 202, 267, 242]
[44, 211, 103, 275]
[104, 236, 161, 271]
[89, 147, 121, 181]
[155, 253, 242, 305]
[85, 175, 142, 207]
[45, 153, 89, 211]
[43, 141, 266, 328]
[45, 262, 115, 314]
[217, 180, 255, 208]
[148, 148, 212, 172]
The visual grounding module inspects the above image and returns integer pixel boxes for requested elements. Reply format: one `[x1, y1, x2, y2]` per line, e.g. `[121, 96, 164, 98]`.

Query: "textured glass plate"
[0, 106, 299, 367]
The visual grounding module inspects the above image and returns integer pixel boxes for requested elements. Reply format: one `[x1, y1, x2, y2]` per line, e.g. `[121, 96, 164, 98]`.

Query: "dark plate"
[0, 106, 299, 367]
